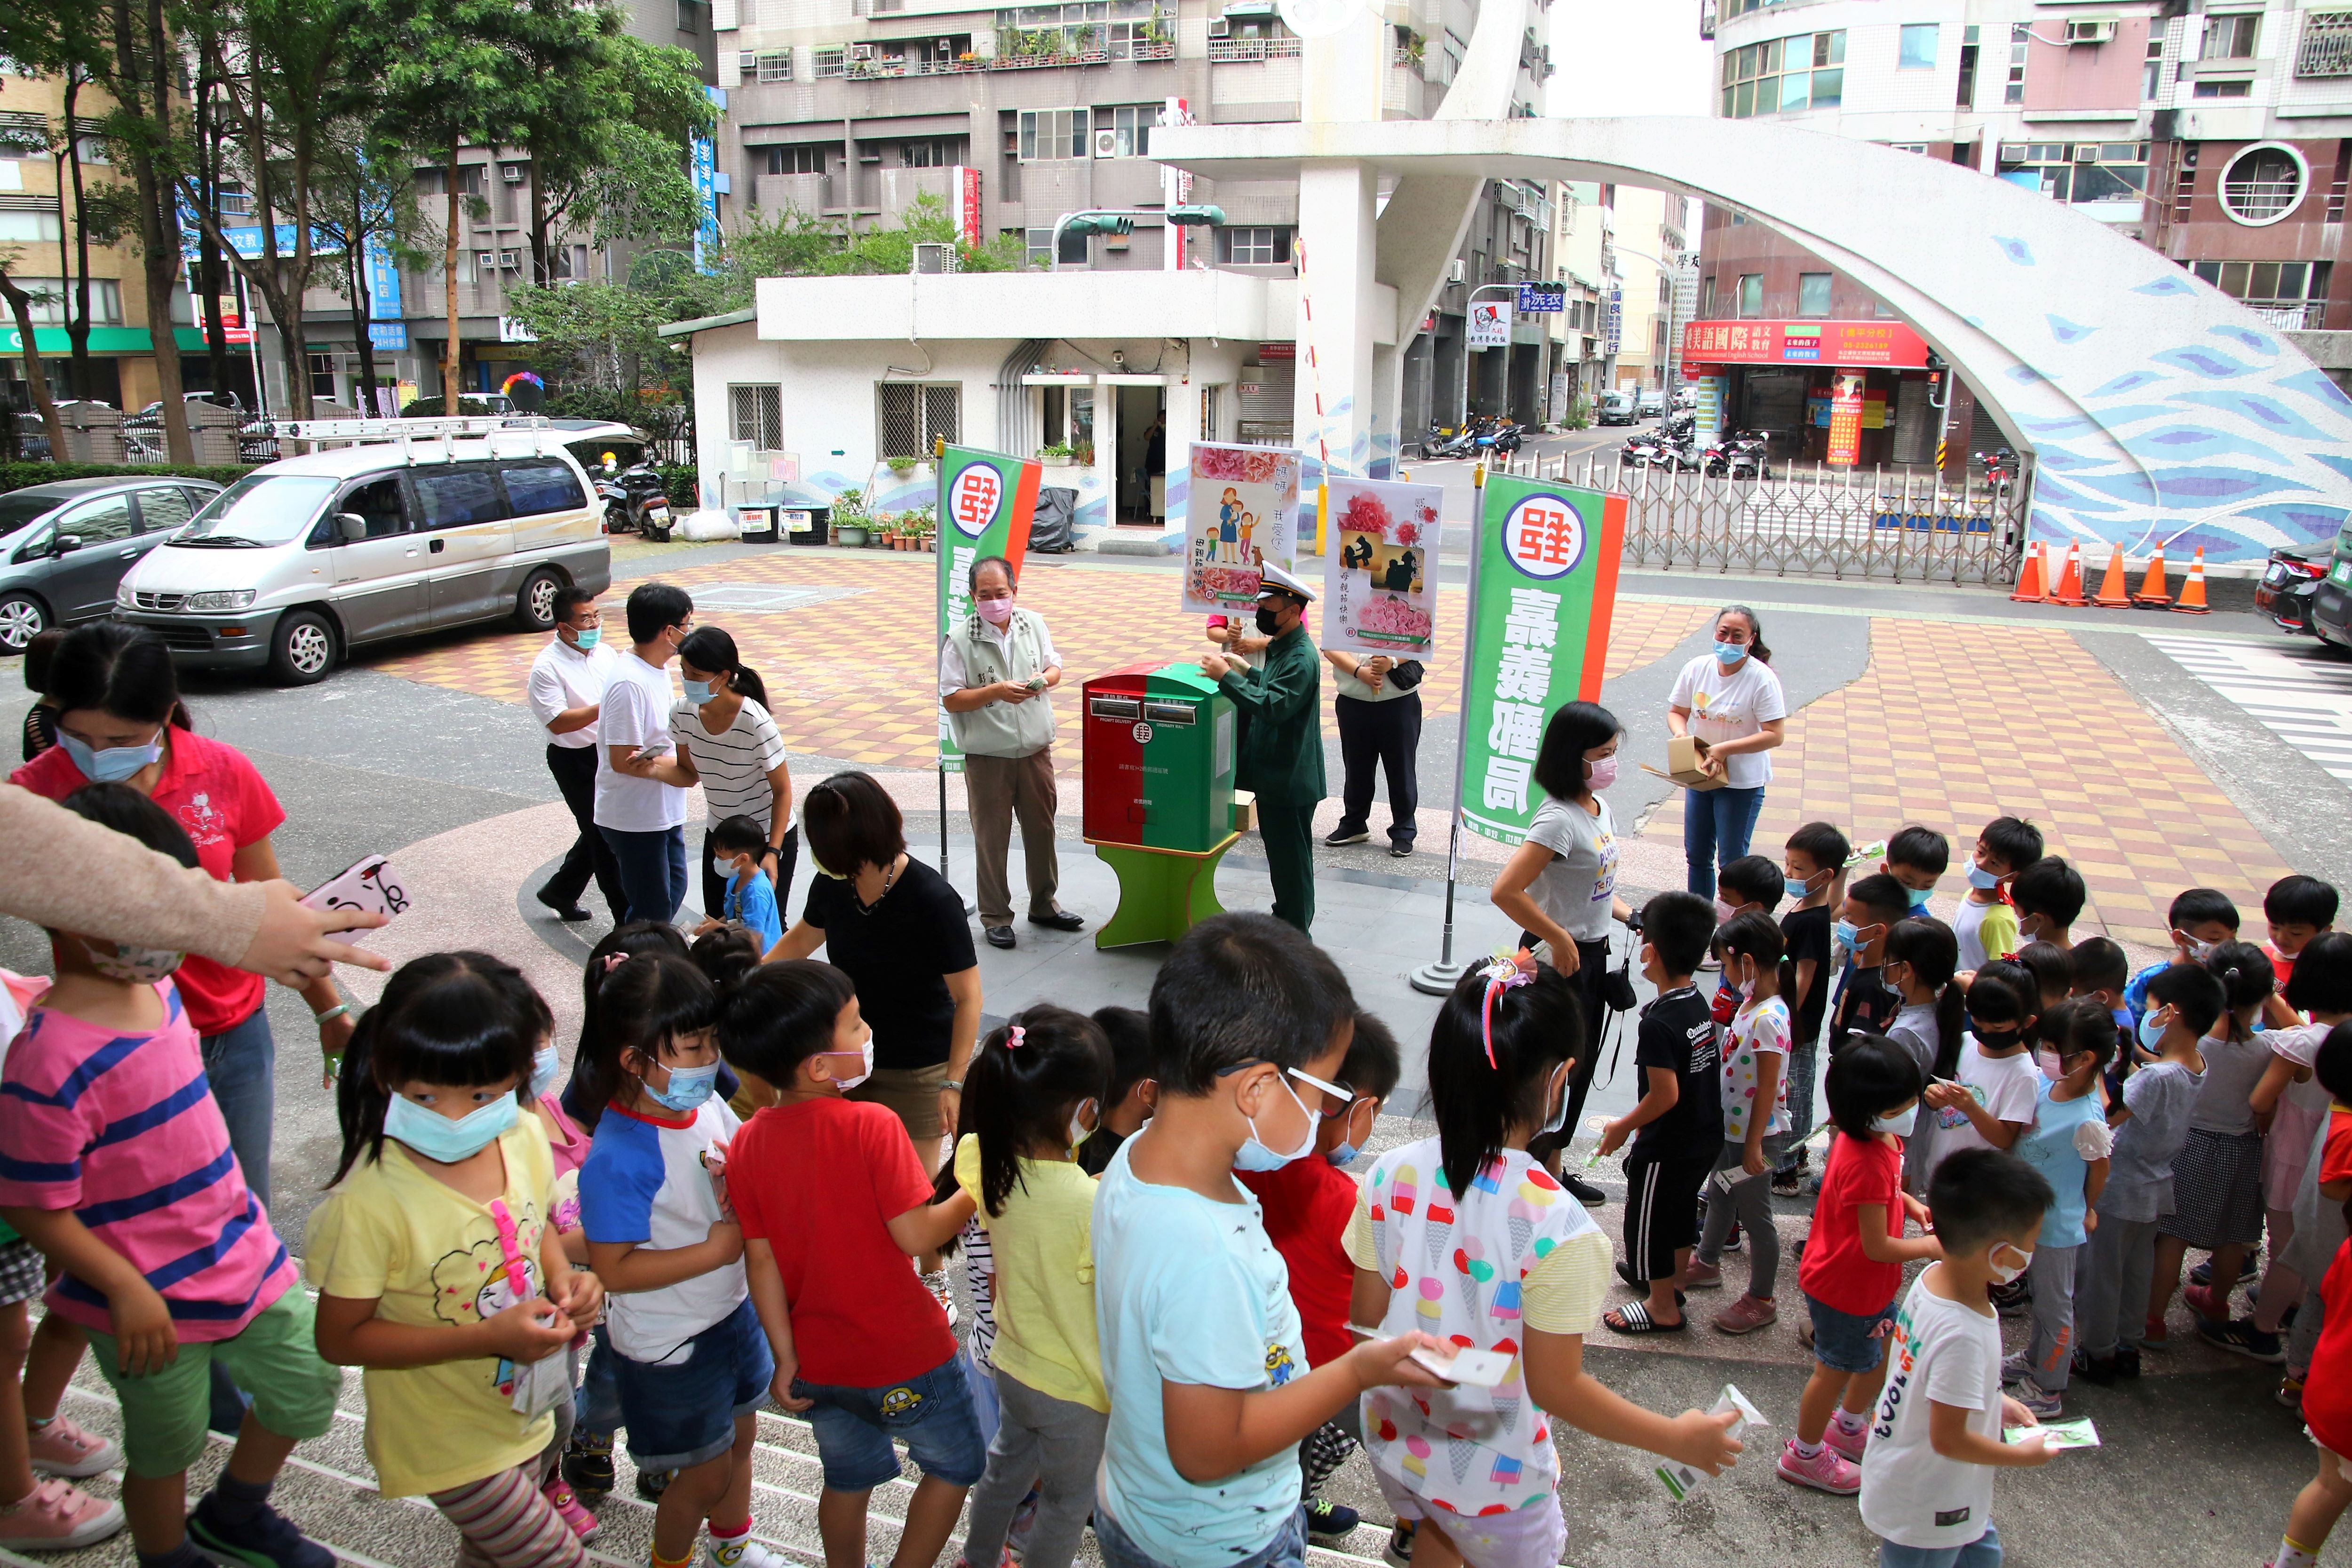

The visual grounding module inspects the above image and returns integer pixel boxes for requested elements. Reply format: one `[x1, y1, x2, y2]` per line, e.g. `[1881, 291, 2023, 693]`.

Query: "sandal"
[1605, 1300, 1688, 1334]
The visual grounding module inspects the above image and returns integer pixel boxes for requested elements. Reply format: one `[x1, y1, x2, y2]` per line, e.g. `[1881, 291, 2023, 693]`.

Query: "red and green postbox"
[1081, 662, 1237, 853]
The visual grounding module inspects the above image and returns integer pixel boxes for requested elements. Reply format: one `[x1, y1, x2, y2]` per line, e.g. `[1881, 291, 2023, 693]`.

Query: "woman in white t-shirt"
[672, 626, 795, 923]
[1666, 605, 1788, 897]
[1489, 700, 1633, 1204]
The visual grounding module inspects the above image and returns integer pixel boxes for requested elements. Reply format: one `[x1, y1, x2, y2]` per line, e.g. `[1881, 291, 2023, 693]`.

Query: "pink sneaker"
[1823, 1418, 1867, 1463]
[0, 1476, 126, 1550]
[1775, 1437, 1861, 1496]
[1680, 1258, 1724, 1291]
[26, 1416, 119, 1479]
[540, 1479, 600, 1542]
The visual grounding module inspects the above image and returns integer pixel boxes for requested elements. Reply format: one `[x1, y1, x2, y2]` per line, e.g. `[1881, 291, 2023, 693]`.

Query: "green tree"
[512, 33, 712, 287]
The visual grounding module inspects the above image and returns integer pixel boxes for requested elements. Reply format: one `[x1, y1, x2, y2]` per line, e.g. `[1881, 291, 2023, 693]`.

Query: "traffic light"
[1065, 213, 1135, 237]
[1167, 205, 1226, 226]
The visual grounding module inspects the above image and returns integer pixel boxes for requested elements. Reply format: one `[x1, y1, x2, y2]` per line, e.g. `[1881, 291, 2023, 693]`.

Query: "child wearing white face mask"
[1782, 1036, 1939, 1496]
[2002, 1000, 2115, 1419]
[576, 953, 775, 1568]
[702, 814, 783, 948]
[1859, 1149, 2060, 1568]
[2122, 887, 2243, 1042]
[954, 1008, 1120, 1568]
[1688, 912, 1792, 1334]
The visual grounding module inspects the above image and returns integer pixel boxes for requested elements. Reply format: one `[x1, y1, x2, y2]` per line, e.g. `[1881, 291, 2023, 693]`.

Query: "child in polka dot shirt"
[1688, 912, 1793, 1335]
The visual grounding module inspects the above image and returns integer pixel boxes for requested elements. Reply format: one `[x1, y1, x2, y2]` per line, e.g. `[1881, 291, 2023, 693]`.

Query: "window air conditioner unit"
[501, 164, 524, 183]
[1094, 129, 1120, 157]
[912, 242, 956, 273]
[2074, 143, 2099, 162]
[937, 38, 953, 52]
[1449, 258, 1466, 282]
[739, 50, 756, 71]
[2064, 19, 2115, 44]
[1208, 16, 1227, 34]
[849, 42, 874, 59]
[500, 249, 521, 269]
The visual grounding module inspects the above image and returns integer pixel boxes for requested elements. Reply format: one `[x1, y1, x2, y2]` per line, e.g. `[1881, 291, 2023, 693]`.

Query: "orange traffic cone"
[2009, 541, 2049, 603]
[2048, 540, 2088, 606]
[2093, 544, 2133, 608]
[2172, 546, 2211, 614]
[2131, 545, 2172, 608]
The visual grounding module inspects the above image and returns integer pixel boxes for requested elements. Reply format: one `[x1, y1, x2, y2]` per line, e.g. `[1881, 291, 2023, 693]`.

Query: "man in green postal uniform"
[940, 553, 1088, 950]
[1200, 562, 1325, 933]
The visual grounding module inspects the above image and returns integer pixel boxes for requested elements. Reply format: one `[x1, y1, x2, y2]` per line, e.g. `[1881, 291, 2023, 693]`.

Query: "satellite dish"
[1278, 0, 1359, 39]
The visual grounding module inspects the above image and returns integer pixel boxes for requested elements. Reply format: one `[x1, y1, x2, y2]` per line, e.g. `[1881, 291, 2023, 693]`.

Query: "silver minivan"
[114, 424, 611, 684]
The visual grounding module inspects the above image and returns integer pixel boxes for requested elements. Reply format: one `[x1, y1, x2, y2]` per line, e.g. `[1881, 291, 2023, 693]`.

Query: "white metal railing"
[1208, 36, 1300, 60]
[2251, 301, 2328, 329]
[2298, 11, 2352, 77]
[2222, 175, 2302, 222]
[1495, 450, 2033, 585]
[269, 416, 558, 465]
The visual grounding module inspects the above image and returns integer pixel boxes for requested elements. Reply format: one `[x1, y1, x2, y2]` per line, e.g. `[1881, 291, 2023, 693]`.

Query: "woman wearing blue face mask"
[1665, 605, 1788, 899]
[671, 626, 797, 931]
[11, 623, 348, 1216]
[573, 951, 775, 1568]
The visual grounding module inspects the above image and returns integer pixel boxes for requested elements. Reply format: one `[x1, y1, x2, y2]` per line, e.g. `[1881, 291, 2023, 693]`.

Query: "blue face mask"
[1908, 891, 1933, 913]
[386, 1090, 518, 1164]
[1231, 1075, 1318, 1172]
[644, 1059, 720, 1114]
[1873, 1104, 1918, 1138]
[1784, 876, 1813, 901]
[1712, 640, 1748, 667]
[529, 1044, 559, 1100]
[1832, 919, 1859, 949]
[58, 730, 163, 785]
[2138, 1007, 2173, 1051]
[683, 678, 715, 704]
[570, 626, 601, 650]
[1967, 865, 2002, 891]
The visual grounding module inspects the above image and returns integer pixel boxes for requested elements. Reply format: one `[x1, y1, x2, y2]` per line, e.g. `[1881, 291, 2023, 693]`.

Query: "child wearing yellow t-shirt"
[308, 954, 604, 1567]
[954, 1007, 1114, 1568]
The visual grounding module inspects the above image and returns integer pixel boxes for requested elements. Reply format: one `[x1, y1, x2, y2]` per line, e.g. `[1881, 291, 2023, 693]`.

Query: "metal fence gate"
[1496, 453, 2034, 586]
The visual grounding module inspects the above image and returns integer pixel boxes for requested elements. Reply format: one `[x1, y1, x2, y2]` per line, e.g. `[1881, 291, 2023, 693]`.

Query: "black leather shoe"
[1029, 909, 1086, 931]
[1564, 1173, 1607, 1206]
[535, 887, 592, 922]
[985, 925, 1017, 948]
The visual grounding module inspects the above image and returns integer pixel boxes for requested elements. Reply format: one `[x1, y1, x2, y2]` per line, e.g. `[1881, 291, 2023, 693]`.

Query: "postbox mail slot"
[1142, 701, 1197, 726]
[1089, 696, 1143, 722]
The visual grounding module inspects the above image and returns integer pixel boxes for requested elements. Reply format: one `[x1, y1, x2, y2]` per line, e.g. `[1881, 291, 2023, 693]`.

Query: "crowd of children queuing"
[2, 758, 2352, 1568]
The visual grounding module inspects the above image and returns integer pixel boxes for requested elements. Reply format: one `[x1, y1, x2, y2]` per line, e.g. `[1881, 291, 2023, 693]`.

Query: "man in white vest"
[939, 555, 1086, 949]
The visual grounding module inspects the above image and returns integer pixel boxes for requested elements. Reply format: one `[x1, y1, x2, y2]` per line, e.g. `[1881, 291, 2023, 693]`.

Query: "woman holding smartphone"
[9, 624, 349, 1211]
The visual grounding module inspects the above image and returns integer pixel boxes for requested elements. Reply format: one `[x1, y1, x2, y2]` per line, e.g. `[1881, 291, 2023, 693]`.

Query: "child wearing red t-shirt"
[2272, 1233, 2352, 1568]
[1782, 1035, 1940, 1496]
[1235, 1011, 1400, 1546]
[717, 961, 984, 1568]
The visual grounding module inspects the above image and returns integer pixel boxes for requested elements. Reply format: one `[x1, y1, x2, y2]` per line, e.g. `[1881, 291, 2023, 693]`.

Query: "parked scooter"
[595, 458, 674, 540]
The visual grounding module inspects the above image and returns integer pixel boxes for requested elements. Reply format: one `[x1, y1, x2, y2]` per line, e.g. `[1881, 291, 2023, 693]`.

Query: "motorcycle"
[1475, 421, 1525, 459]
[596, 461, 674, 540]
[1704, 430, 1771, 480]
[2257, 547, 2329, 634]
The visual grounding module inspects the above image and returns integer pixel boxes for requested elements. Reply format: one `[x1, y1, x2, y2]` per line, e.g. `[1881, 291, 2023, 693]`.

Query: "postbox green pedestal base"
[1087, 832, 1241, 949]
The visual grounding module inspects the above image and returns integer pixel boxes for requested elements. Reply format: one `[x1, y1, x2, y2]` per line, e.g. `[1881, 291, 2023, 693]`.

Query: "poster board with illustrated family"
[1321, 476, 1443, 659]
[1180, 441, 1302, 616]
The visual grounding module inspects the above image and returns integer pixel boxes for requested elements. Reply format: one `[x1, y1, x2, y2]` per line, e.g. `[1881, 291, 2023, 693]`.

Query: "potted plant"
[1037, 441, 1075, 469]
[830, 488, 869, 547]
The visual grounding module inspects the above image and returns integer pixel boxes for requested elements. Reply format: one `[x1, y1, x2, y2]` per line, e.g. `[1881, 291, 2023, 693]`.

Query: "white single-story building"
[660, 267, 1398, 549]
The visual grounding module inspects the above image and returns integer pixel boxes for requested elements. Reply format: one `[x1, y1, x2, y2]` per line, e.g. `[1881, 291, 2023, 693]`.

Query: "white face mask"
[1067, 1097, 1098, 1155]
[822, 1040, 874, 1091]
[713, 855, 738, 882]
[1988, 1242, 2033, 1286]
[1873, 1103, 1918, 1138]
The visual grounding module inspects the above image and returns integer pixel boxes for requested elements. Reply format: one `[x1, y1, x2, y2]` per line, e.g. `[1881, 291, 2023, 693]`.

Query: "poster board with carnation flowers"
[1320, 476, 1444, 658]
[1179, 441, 1302, 615]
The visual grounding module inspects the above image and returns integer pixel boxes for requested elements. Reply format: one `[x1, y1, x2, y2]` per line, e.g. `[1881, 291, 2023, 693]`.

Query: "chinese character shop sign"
[1679, 318, 1930, 369]
[1459, 476, 1626, 848]
[1827, 373, 1866, 467]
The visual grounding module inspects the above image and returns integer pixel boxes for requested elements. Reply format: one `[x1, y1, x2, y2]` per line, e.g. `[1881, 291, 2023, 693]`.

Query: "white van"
[114, 419, 611, 684]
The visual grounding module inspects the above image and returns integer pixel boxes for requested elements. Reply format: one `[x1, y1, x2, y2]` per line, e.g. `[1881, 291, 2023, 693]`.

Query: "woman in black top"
[767, 770, 981, 1170]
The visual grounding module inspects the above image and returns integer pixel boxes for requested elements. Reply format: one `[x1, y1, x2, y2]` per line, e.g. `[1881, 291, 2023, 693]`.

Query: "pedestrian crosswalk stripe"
[2146, 634, 2352, 785]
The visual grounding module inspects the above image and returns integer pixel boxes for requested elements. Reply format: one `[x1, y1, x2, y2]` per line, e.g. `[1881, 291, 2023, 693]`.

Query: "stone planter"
[1039, 454, 1075, 469]
[833, 523, 869, 547]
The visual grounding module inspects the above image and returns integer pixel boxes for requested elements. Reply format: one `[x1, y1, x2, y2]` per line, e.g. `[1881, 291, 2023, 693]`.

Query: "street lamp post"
[1049, 206, 1225, 271]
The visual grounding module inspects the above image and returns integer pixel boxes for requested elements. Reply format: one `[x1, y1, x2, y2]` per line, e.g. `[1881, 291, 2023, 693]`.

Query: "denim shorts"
[791, 1351, 986, 1492]
[1094, 1499, 1307, 1568]
[1807, 1292, 1897, 1375]
[608, 1299, 775, 1472]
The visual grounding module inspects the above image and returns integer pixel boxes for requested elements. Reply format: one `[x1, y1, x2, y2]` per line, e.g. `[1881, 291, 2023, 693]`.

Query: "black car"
[2257, 547, 2328, 635]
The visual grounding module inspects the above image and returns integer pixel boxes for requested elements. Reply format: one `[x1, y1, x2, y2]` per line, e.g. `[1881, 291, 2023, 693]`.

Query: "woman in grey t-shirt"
[1489, 701, 1632, 1202]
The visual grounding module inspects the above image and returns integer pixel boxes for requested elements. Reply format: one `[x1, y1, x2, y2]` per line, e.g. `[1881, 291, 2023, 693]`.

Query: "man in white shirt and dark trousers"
[525, 585, 624, 923]
[595, 582, 696, 925]
[938, 555, 1085, 950]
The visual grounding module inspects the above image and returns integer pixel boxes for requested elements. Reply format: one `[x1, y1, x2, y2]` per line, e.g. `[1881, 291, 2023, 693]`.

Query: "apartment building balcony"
[1207, 35, 1299, 61]
[752, 171, 834, 215]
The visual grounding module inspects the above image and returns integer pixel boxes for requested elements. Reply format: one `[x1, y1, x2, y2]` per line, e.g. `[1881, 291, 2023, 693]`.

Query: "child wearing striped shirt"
[0, 784, 341, 1568]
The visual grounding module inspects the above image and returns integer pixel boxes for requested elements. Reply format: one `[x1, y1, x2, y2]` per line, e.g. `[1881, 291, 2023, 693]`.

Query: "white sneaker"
[2000, 1352, 2029, 1385]
[703, 1535, 787, 1568]
[922, 1269, 959, 1329]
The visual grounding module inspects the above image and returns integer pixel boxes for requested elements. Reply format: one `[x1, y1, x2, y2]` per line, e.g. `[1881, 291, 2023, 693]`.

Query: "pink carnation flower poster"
[1321, 476, 1444, 658]
[1181, 441, 1302, 614]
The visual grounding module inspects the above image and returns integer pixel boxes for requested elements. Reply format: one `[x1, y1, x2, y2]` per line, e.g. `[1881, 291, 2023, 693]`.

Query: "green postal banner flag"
[937, 444, 1042, 774]
[1458, 474, 1627, 847]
